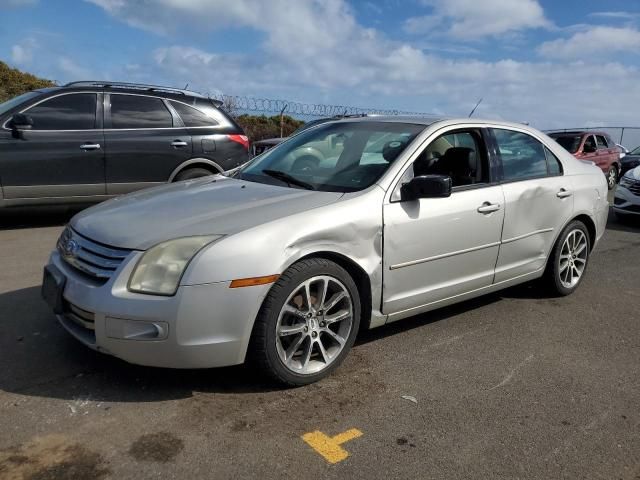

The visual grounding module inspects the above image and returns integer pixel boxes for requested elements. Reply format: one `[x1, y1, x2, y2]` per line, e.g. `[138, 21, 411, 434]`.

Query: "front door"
[104, 93, 192, 195]
[0, 92, 104, 200]
[382, 129, 505, 316]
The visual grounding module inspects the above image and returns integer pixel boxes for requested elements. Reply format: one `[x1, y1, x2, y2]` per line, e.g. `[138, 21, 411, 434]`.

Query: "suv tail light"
[227, 134, 249, 150]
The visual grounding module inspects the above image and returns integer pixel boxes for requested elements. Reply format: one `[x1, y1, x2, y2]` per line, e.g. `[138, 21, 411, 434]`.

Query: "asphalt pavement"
[0, 203, 639, 479]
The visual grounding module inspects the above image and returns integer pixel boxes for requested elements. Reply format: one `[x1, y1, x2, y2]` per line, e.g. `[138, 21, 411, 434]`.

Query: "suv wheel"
[250, 258, 360, 386]
[607, 166, 618, 190]
[544, 220, 590, 296]
[174, 167, 214, 182]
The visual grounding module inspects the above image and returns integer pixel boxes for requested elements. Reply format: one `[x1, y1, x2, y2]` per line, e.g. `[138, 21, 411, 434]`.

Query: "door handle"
[556, 188, 572, 198]
[80, 143, 101, 150]
[477, 202, 501, 214]
[171, 140, 188, 148]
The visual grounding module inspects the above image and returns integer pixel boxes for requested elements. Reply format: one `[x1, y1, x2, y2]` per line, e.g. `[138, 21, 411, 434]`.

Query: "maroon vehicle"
[548, 131, 621, 189]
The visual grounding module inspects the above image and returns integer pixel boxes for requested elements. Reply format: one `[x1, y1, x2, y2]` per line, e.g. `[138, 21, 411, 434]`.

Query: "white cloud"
[405, 0, 551, 39]
[538, 26, 640, 59]
[589, 11, 640, 20]
[11, 37, 37, 65]
[85, 0, 640, 128]
[57, 57, 92, 79]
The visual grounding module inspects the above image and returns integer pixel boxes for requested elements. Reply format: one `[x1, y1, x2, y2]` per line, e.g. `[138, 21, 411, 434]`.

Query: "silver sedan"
[42, 117, 609, 385]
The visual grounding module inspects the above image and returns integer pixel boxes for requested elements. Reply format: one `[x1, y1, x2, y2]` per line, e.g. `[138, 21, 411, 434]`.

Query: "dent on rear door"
[495, 177, 573, 283]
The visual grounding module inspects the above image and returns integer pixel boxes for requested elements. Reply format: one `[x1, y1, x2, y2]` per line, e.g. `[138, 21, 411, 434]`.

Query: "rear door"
[579, 134, 599, 168]
[104, 93, 192, 195]
[0, 92, 105, 200]
[491, 128, 573, 283]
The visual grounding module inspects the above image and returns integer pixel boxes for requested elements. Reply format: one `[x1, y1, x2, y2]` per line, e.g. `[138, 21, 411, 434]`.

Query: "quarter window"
[26, 93, 96, 130]
[493, 129, 548, 181]
[170, 101, 217, 127]
[110, 95, 173, 129]
[544, 147, 563, 176]
[596, 135, 608, 149]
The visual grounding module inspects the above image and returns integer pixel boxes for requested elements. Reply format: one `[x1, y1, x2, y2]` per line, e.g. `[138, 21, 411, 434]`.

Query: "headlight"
[128, 235, 223, 296]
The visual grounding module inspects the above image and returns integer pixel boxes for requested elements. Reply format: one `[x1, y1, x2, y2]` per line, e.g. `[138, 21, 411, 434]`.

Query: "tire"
[544, 220, 591, 296]
[249, 258, 361, 386]
[606, 166, 618, 190]
[174, 167, 215, 182]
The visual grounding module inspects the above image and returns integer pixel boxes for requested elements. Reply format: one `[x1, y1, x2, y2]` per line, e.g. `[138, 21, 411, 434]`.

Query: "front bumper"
[613, 186, 640, 216]
[46, 251, 271, 369]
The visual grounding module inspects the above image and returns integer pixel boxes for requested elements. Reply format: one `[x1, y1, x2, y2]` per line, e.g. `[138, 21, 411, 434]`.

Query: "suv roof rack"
[63, 81, 209, 99]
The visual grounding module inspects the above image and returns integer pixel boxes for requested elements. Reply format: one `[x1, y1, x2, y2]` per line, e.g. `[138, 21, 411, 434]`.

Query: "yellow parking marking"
[302, 428, 363, 464]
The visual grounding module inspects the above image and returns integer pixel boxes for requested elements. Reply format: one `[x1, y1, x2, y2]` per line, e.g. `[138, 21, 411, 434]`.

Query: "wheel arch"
[571, 213, 597, 251]
[168, 158, 224, 182]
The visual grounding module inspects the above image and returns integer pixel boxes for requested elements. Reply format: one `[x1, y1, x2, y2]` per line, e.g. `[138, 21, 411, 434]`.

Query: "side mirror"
[400, 174, 452, 201]
[9, 113, 34, 130]
[583, 143, 596, 154]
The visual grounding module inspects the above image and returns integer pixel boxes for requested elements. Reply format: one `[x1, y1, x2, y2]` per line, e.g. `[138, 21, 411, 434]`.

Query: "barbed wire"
[211, 94, 435, 119]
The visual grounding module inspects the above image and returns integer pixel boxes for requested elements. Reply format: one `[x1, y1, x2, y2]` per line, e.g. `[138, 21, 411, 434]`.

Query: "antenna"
[468, 98, 483, 118]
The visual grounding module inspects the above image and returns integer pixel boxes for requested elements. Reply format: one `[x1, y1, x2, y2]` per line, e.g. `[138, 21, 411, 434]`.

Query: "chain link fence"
[211, 94, 435, 120]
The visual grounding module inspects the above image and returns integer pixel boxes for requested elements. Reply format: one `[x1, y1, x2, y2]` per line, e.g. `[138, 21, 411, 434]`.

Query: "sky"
[1, 0, 640, 129]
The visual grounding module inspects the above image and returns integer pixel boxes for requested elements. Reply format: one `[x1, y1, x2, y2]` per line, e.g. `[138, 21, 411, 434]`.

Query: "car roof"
[548, 130, 609, 137]
[42, 81, 222, 106]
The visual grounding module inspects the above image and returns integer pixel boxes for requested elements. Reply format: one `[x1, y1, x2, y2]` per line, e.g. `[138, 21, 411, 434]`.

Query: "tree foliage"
[234, 114, 305, 142]
[0, 61, 55, 103]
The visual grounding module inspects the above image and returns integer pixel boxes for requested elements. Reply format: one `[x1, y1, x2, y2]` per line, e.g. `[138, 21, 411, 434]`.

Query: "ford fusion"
[43, 117, 609, 385]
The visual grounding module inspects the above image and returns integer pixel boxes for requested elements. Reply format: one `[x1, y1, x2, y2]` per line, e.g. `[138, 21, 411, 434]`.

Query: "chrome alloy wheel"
[558, 229, 588, 289]
[608, 167, 617, 189]
[275, 275, 353, 375]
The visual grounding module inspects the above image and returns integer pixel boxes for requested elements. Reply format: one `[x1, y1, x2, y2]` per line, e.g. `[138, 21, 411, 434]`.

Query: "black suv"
[0, 81, 249, 208]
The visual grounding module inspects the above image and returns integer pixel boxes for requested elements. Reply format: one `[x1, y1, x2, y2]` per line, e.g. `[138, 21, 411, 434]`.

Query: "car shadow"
[0, 206, 87, 231]
[0, 280, 557, 402]
[605, 206, 640, 233]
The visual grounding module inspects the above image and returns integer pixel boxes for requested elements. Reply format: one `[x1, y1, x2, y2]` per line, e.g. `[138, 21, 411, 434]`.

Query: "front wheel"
[544, 221, 591, 296]
[249, 258, 360, 386]
[607, 166, 618, 190]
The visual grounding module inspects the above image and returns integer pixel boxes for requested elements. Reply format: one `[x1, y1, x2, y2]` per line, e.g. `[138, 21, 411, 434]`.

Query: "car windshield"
[630, 146, 640, 155]
[549, 134, 582, 153]
[0, 91, 40, 117]
[291, 118, 333, 135]
[236, 121, 424, 192]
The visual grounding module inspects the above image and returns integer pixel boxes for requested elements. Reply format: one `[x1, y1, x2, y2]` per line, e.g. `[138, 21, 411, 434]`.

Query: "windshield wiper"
[262, 169, 315, 190]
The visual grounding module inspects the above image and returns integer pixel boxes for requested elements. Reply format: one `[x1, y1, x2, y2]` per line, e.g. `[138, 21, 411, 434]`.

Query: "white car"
[43, 117, 609, 386]
[614, 166, 640, 220]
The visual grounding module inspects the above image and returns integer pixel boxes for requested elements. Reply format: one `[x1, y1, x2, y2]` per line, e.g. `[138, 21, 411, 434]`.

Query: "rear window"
[596, 135, 608, 149]
[549, 134, 581, 154]
[170, 101, 217, 127]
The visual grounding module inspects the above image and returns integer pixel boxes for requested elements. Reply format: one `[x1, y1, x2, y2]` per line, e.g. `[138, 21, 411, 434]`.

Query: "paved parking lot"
[0, 204, 639, 480]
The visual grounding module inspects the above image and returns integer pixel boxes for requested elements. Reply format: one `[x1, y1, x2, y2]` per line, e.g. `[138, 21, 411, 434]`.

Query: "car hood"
[253, 137, 287, 146]
[71, 176, 343, 250]
[625, 165, 640, 180]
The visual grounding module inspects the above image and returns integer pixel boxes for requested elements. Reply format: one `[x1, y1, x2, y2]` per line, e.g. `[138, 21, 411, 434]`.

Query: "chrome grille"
[57, 227, 131, 280]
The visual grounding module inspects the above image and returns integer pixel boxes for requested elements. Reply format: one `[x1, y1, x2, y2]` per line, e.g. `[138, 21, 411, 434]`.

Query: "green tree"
[234, 114, 305, 142]
[0, 61, 55, 103]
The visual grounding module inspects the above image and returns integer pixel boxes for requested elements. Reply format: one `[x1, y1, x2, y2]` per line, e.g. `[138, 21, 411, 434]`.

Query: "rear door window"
[110, 94, 173, 129]
[26, 93, 97, 130]
[170, 101, 217, 127]
[493, 129, 548, 181]
[583, 135, 597, 152]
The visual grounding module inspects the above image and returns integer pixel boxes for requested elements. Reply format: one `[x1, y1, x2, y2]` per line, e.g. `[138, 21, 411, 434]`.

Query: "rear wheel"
[174, 167, 215, 182]
[250, 258, 360, 386]
[607, 166, 618, 190]
[544, 220, 590, 296]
